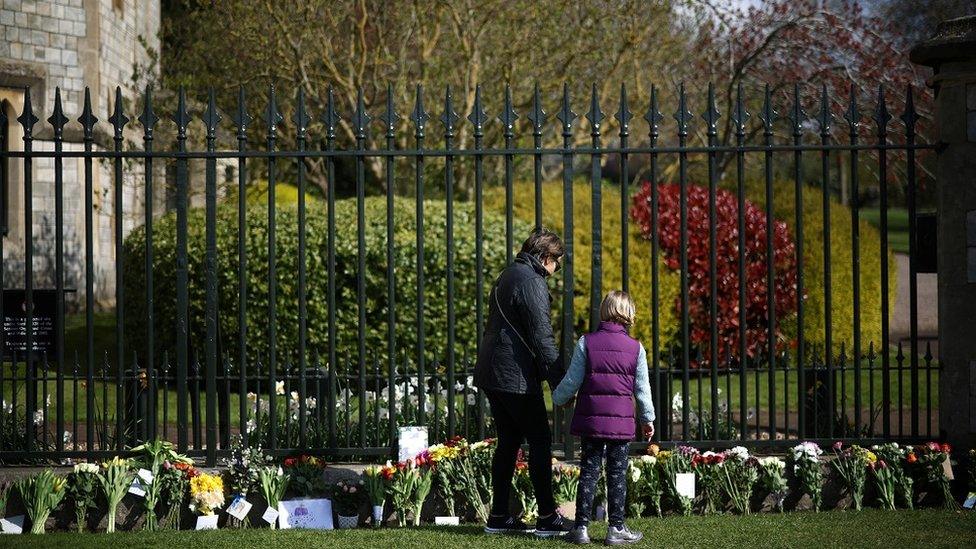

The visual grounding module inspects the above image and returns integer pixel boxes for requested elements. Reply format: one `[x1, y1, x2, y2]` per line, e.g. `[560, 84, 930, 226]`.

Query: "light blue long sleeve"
[551, 336, 656, 424]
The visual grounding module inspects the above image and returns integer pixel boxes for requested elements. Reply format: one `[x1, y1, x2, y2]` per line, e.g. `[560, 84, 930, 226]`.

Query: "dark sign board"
[2, 289, 59, 360]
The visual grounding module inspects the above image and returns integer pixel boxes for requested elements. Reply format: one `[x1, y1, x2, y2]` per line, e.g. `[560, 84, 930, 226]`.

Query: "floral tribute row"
[0, 439, 969, 534]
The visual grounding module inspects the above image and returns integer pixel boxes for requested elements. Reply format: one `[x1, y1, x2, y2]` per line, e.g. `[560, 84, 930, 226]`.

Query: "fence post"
[911, 15, 976, 453]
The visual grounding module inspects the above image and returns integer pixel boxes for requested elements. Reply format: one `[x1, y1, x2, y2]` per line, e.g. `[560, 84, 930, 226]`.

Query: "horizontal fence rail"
[0, 81, 938, 465]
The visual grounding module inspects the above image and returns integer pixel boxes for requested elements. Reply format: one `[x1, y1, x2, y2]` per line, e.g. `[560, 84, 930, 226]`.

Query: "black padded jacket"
[474, 252, 565, 394]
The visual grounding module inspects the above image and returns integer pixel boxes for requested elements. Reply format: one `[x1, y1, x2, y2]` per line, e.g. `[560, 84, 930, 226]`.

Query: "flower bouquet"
[659, 446, 696, 516]
[637, 455, 663, 517]
[511, 452, 538, 521]
[189, 472, 225, 529]
[720, 447, 758, 515]
[757, 457, 787, 512]
[830, 442, 873, 511]
[131, 439, 185, 531]
[789, 442, 824, 512]
[386, 460, 418, 527]
[66, 463, 99, 532]
[15, 469, 67, 534]
[331, 479, 364, 528]
[693, 451, 726, 514]
[363, 465, 389, 526]
[428, 441, 462, 520]
[283, 454, 327, 498]
[915, 441, 956, 509]
[409, 453, 435, 526]
[160, 459, 197, 529]
[455, 438, 495, 523]
[626, 459, 647, 518]
[222, 435, 272, 527]
[872, 443, 911, 509]
[98, 456, 135, 533]
[258, 466, 289, 529]
[553, 462, 581, 506]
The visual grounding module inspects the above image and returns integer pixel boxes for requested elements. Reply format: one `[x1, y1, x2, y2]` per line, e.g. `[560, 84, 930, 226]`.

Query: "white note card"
[137, 468, 155, 485]
[195, 515, 219, 530]
[277, 499, 334, 530]
[434, 516, 460, 526]
[676, 472, 696, 499]
[227, 496, 253, 521]
[963, 492, 976, 510]
[398, 426, 429, 463]
[0, 515, 24, 534]
[128, 478, 147, 497]
[261, 506, 280, 526]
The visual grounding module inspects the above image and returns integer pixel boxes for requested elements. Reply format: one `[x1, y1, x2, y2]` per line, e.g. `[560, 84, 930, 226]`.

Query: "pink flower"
[832, 441, 843, 451]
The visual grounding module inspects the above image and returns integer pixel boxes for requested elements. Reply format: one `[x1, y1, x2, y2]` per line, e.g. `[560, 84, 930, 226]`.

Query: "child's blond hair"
[600, 290, 636, 328]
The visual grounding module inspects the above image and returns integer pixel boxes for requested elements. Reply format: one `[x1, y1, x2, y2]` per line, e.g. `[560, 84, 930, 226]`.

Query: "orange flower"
[647, 443, 660, 456]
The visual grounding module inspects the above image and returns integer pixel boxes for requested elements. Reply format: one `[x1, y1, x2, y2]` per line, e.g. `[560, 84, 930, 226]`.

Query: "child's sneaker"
[605, 525, 643, 545]
[566, 525, 591, 544]
[534, 512, 572, 538]
[484, 515, 534, 535]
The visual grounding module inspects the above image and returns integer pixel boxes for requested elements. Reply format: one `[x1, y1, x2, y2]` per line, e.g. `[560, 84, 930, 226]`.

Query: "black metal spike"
[107, 86, 129, 140]
[759, 84, 776, 135]
[838, 342, 847, 365]
[78, 87, 97, 140]
[352, 88, 371, 141]
[644, 85, 664, 138]
[526, 83, 546, 135]
[731, 83, 749, 137]
[467, 84, 488, 137]
[615, 83, 632, 138]
[900, 84, 918, 136]
[439, 85, 459, 137]
[498, 84, 518, 137]
[202, 88, 221, 141]
[263, 84, 283, 140]
[17, 87, 39, 138]
[585, 83, 603, 136]
[843, 83, 860, 134]
[702, 82, 720, 137]
[673, 83, 693, 137]
[231, 85, 251, 140]
[788, 83, 806, 138]
[924, 340, 933, 363]
[410, 84, 429, 138]
[293, 88, 311, 141]
[896, 341, 904, 363]
[47, 87, 69, 140]
[873, 85, 891, 136]
[867, 341, 876, 361]
[323, 86, 341, 141]
[379, 83, 400, 138]
[556, 83, 577, 135]
[172, 86, 191, 141]
[817, 83, 833, 137]
[138, 85, 160, 141]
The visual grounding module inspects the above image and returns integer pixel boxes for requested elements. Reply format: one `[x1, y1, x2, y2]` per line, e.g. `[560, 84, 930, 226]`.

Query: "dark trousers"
[575, 437, 628, 529]
[486, 390, 556, 517]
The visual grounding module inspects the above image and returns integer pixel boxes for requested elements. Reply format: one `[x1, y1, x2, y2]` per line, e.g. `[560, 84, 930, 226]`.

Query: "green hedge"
[484, 181, 682, 359]
[736, 180, 895, 356]
[121, 192, 528, 372]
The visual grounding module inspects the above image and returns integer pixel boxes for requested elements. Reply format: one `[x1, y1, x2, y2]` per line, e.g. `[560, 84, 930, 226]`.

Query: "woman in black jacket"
[474, 228, 571, 537]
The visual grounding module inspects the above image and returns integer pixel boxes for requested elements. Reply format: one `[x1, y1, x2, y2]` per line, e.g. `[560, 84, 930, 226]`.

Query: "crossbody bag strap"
[492, 284, 537, 360]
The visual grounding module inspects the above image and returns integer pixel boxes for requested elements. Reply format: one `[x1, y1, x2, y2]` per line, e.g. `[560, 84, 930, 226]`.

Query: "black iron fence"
[0, 81, 938, 465]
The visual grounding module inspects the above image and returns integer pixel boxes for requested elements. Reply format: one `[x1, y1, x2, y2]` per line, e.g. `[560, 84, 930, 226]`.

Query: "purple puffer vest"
[570, 321, 641, 440]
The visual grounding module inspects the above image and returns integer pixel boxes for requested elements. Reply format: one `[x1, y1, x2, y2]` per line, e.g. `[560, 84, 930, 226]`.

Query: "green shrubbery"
[484, 181, 682, 357]
[735, 179, 895, 356]
[122, 190, 526, 372]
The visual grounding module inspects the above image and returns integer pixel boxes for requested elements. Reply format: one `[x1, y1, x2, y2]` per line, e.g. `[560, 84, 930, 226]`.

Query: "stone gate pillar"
[911, 15, 976, 452]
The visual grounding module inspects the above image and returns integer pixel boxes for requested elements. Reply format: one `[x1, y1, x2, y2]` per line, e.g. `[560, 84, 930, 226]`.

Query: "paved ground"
[890, 253, 938, 355]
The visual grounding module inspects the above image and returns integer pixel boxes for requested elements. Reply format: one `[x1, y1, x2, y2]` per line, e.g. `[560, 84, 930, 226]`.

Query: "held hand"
[641, 422, 655, 440]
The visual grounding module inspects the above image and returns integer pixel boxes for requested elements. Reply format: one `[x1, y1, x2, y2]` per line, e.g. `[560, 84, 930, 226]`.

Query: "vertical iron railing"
[0, 81, 940, 464]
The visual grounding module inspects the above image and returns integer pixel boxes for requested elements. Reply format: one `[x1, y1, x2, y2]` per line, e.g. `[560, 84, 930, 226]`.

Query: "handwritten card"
[137, 468, 155, 485]
[128, 478, 147, 498]
[0, 515, 24, 534]
[278, 498, 334, 530]
[676, 472, 696, 500]
[261, 506, 280, 526]
[963, 492, 976, 510]
[398, 426, 428, 462]
[195, 515, 219, 530]
[227, 496, 253, 521]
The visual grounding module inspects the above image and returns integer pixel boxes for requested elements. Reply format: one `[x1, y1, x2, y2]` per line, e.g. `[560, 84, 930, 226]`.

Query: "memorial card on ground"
[227, 496, 253, 521]
[277, 499, 334, 530]
[195, 515, 219, 530]
[0, 516, 24, 534]
[676, 472, 696, 499]
[398, 426, 428, 462]
[261, 506, 280, 526]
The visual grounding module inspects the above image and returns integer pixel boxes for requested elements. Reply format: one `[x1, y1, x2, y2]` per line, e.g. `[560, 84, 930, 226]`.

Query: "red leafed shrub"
[630, 181, 798, 365]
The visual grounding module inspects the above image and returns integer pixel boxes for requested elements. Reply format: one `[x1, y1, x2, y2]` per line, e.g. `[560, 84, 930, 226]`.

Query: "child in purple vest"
[553, 290, 655, 545]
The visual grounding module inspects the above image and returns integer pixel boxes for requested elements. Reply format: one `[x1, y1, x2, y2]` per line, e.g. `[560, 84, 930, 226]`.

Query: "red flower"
[283, 457, 296, 467]
[906, 453, 918, 464]
[940, 443, 952, 454]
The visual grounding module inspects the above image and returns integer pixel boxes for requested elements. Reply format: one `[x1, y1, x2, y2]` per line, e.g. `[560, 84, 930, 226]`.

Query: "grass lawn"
[860, 207, 910, 254]
[0, 510, 972, 548]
